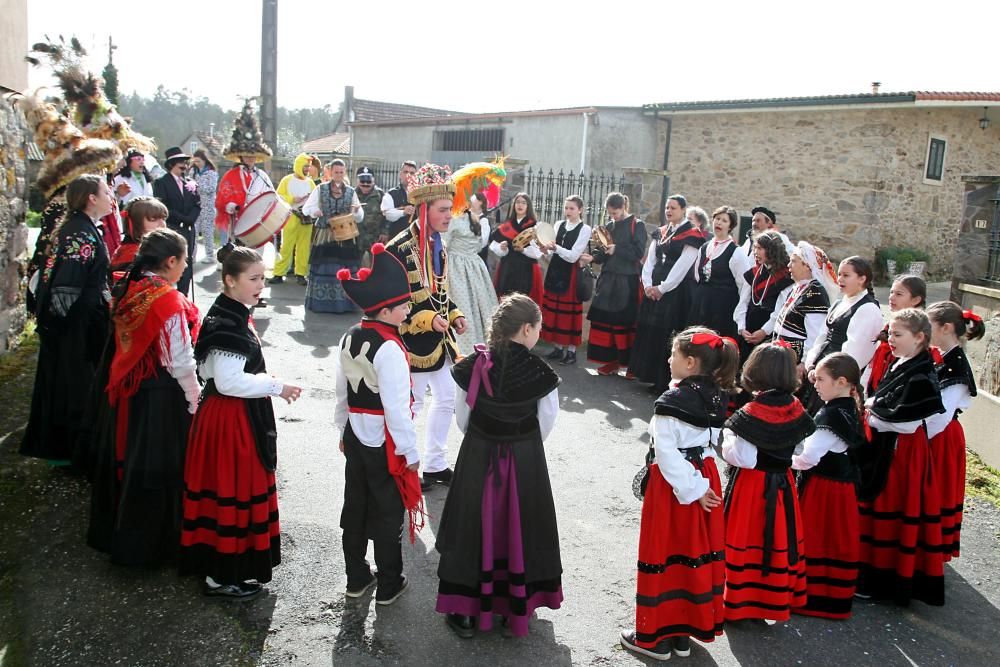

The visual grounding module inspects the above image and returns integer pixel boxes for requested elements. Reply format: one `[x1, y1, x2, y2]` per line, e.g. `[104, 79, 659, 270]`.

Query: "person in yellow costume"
[271, 153, 318, 285]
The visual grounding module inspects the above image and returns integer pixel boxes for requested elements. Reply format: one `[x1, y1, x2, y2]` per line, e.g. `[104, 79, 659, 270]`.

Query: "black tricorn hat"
[338, 243, 411, 315]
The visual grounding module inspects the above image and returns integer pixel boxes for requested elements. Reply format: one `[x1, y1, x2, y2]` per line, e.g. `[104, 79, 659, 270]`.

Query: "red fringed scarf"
[752, 264, 791, 301]
[106, 275, 201, 407]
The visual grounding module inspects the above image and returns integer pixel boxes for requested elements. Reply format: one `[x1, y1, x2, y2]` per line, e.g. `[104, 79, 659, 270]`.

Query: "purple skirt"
[435, 446, 563, 637]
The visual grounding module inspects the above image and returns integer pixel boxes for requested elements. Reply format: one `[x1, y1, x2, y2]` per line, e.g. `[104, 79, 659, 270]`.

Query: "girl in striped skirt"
[540, 196, 592, 365]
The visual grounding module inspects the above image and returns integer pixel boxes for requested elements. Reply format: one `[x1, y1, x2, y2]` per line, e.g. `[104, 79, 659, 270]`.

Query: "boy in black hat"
[333, 243, 424, 605]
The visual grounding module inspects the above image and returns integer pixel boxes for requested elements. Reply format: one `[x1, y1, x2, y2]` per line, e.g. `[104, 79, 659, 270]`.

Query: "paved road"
[1, 261, 998, 666]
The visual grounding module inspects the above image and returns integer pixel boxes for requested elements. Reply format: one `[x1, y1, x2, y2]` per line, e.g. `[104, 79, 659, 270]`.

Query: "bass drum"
[234, 191, 292, 248]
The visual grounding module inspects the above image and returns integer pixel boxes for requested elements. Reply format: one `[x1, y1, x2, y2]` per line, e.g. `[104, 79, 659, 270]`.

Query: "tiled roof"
[302, 132, 351, 155]
[348, 106, 602, 127]
[351, 98, 458, 122]
[193, 131, 225, 156]
[643, 91, 1000, 113]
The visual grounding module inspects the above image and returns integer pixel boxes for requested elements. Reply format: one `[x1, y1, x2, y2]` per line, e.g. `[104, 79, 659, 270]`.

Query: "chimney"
[209, 122, 215, 139]
[871, 81, 881, 94]
[345, 85, 355, 124]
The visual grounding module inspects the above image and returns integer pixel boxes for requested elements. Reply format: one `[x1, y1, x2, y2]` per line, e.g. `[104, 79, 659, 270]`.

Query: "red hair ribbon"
[773, 339, 793, 350]
[690, 332, 737, 349]
[963, 309, 982, 323]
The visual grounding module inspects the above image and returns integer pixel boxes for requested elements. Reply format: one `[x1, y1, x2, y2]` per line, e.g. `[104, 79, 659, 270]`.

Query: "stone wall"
[653, 106, 1000, 277]
[0, 95, 28, 351]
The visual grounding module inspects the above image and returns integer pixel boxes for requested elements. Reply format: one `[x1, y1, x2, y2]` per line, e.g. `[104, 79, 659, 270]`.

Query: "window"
[433, 128, 504, 152]
[924, 136, 946, 185]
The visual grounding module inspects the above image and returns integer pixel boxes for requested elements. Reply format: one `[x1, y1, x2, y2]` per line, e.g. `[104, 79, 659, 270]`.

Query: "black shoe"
[296, 275, 308, 286]
[546, 348, 564, 360]
[446, 614, 476, 639]
[345, 571, 377, 598]
[559, 350, 577, 365]
[620, 630, 671, 661]
[672, 636, 691, 657]
[424, 468, 453, 486]
[420, 477, 433, 491]
[375, 576, 408, 606]
[268, 275, 284, 284]
[204, 581, 262, 600]
[256, 298, 268, 308]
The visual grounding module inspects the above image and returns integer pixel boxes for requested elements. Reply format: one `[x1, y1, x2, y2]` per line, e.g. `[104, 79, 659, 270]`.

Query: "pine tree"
[102, 62, 119, 105]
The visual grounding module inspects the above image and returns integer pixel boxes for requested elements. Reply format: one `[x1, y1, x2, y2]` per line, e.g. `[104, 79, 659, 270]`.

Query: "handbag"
[576, 262, 596, 302]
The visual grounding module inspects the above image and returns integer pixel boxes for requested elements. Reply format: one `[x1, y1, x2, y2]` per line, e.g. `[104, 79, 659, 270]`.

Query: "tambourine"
[593, 224, 613, 250]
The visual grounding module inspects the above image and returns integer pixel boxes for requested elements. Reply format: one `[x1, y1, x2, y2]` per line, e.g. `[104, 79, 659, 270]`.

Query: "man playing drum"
[301, 159, 364, 313]
[214, 100, 276, 234]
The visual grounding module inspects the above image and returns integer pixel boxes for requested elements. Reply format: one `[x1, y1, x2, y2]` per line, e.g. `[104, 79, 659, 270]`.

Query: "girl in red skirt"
[859, 308, 946, 606]
[926, 301, 984, 562]
[721, 343, 814, 622]
[489, 192, 544, 305]
[620, 327, 737, 661]
[540, 195, 592, 365]
[791, 353, 866, 619]
[866, 274, 926, 395]
[180, 245, 302, 599]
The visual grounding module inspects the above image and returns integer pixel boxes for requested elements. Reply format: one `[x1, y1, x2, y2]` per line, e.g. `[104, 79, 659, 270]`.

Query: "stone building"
[0, 0, 29, 351]
[641, 91, 1000, 276]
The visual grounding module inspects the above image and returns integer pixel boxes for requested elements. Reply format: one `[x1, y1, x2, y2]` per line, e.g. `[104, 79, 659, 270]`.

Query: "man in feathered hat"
[334, 242, 423, 605]
[214, 99, 276, 232]
[385, 164, 467, 489]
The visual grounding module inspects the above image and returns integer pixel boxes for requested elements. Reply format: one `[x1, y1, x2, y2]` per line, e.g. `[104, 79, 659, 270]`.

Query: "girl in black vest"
[926, 301, 985, 562]
[436, 294, 562, 639]
[180, 246, 302, 599]
[688, 206, 752, 338]
[490, 192, 545, 306]
[791, 353, 866, 620]
[858, 308, 945, 606]
[734, 231, 794, 364]
[805, 256, 883, 382]
[721, 343, 815, 622]
[628, 194, 702, 393]
[540, 195, 592, 365]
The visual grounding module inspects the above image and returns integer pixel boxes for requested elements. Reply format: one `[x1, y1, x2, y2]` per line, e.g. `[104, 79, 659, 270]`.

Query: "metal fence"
[350, 160, 624, 226]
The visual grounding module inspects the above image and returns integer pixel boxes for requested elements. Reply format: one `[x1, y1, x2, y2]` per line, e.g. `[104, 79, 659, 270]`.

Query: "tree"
[102, 62, 119, 105]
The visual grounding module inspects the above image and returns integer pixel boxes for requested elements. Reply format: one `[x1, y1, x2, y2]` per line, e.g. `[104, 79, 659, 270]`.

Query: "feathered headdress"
[26, 35, 156, 154]
[450, 157, 506, 216]
[223, 98, 272, 162]
[14, 89, 121, 198]
[406, 164, 455, 294]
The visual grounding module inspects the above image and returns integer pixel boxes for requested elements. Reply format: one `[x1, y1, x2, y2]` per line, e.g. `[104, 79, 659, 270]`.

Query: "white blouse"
[332, 333, 419, 465]
[489, 218, 543, 260]
[792, 428, 848, 470]
[552, 220, 592, 263]
[302, 185, 364, 224]
[454, 387, 559, 442]
[198, 350, 283, 399]
[692, 237, 753, 285]
[805, 292, 884, 370]
[649, 414, 719, 505]
[721, 429, 806, 470]
[640, 231, 699, 294]
[926, 384, 971, 439]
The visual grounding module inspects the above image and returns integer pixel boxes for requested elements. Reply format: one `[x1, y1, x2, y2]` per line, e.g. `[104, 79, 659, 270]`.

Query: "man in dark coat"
[154, 147, 201, 295]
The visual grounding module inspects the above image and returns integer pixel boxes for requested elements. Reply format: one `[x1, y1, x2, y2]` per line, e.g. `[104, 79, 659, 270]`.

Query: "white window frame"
[923, 134, 947, 186]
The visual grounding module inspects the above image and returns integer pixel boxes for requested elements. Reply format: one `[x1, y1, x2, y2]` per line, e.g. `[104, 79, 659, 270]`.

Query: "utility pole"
[260, 0, 278, 155]
[107, 36, 117, 64]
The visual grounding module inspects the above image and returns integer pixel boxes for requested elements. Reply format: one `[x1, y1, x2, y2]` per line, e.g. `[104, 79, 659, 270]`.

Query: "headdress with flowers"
[406, 164, 455, 294]
[794, 240, 839, 300]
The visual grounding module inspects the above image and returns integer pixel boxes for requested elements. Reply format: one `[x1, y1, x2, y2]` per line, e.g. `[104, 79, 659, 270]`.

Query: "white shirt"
[552, 220, 592, 263]
[243, 166, 275, 203]
[733, 269, 795, 334]
[773, 279, 829, 353]
[640, 231, 699, 294]
[804, 292, 884, 370]
[692, 237, 752, 286]
[926, 380, 972, 439]
[649, 414, 719, 505]
[381, 190, 408, 222]
[792, 427, 849, 470]
[333, 332, 419, 465]
[455, 387, 560, 442]
[113, 172, 154, 206]
[197, 350, 284, 399]
[303, 183, 364, 224]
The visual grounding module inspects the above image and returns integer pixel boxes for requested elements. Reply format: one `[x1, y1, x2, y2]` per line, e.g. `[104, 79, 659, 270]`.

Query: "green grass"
[967, 449, 1000, 506]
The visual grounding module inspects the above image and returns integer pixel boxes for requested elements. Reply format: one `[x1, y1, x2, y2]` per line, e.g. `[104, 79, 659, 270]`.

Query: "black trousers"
[341, 425, 405, 589]
[170, 223, 196, 297]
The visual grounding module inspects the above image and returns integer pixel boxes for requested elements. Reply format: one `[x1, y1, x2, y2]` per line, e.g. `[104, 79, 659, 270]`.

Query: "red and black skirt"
[795, 474, 859, 619]
[930, 419, 965, 561]
[541, 268, 582, 346]
[635, 458, 725, 646]
[724, 468, 806, 621]
[858, 429, 944, 606]
[179, 394, 281, 584]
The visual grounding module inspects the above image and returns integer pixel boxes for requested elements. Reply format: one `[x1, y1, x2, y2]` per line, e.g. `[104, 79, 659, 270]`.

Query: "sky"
[26, 0, 1000, 114]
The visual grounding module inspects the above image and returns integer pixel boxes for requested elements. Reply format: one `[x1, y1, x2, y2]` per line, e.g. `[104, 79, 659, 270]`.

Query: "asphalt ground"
[1, 257, 998, 667]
